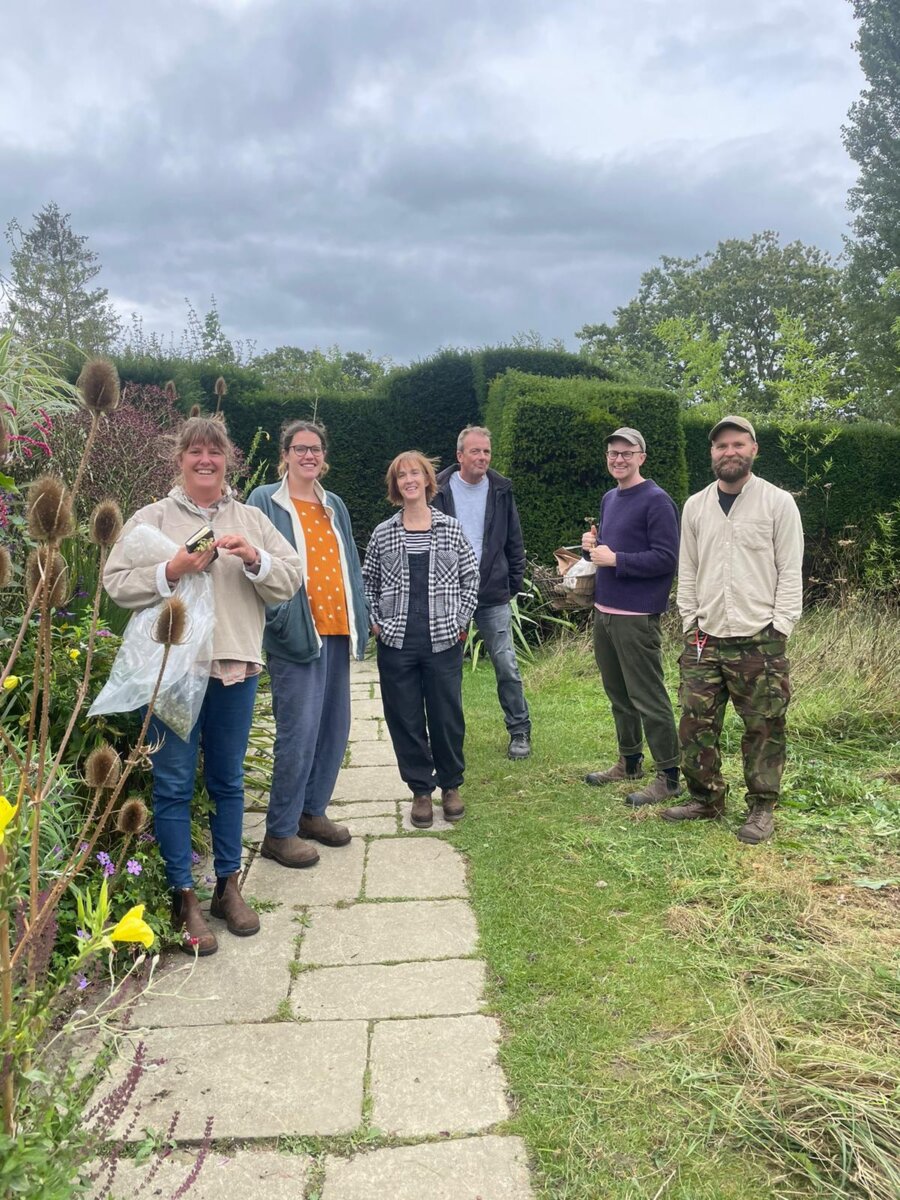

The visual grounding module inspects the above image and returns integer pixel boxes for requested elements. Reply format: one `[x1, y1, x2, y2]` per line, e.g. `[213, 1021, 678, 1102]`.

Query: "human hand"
[165, 543, 216, 582]
[371, 623, 381, 636]
[581, 524, 597, 551]
[590, 543, 616, 567]
[216, 534, 260, 568]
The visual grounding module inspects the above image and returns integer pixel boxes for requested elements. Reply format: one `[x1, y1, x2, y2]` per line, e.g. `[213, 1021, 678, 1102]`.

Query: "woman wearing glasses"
[247, 420, 369, 867]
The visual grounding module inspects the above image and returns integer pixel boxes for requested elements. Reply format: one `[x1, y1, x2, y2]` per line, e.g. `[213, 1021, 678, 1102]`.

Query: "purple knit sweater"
[593, 480, 679, 613]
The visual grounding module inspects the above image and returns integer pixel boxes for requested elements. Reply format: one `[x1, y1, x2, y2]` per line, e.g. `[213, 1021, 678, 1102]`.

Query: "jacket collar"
[436, 464, 510, 492]
[169, 484, 234, 515]
[272, 474, 329, 512]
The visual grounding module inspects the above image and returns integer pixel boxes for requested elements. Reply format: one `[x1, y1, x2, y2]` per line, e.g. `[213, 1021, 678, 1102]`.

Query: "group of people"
[103, 409, 802, 955]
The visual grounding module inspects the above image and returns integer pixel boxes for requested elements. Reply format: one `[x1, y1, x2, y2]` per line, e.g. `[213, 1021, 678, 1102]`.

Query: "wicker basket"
[531, 547, 597, 611]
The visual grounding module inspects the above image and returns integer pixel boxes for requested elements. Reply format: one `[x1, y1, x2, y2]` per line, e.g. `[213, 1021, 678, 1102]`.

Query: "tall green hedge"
[487, 371, 686, 561]
[472, 348, 609, 411]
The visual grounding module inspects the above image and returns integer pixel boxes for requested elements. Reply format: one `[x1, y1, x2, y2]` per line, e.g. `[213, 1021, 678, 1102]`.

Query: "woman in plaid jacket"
[363, 451, 479, 828]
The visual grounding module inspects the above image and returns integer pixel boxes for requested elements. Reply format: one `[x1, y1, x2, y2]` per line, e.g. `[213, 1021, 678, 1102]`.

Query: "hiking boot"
[299, 812, 351, 847]
[171, 887, 217, 956]
[441, 787, 464, 822]
[507, 733, 531, 760]
[625, 773, 682, 808]
[660, 798, 725, 822]
[210, 872, 260, 937]
[261, 833, 320, 869]
[584, 757, 643, 787]
[410, 794, 433, 828]
[736, 801, 776, 845]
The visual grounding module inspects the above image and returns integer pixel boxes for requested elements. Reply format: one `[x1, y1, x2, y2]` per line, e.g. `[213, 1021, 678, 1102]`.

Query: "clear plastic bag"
[88, 525, 216, 741]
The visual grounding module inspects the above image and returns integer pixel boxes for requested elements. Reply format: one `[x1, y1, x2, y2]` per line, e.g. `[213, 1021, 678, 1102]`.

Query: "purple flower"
[79, 842, 89, 853]
[76, 974, 89, 990]
[138, 832, 155, 843]
[126, 859, 142, 876]
[190, 851, 201, 864]
[97, 629, 113, 638]
[96, 851, 111, 867]
[76, 928, 89, 941]
[102, 861, 115, 877]
[51, 844, 62, 858]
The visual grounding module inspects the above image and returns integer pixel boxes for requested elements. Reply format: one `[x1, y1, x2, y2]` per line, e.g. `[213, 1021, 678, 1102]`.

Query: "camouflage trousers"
[678, 626, 791, 806]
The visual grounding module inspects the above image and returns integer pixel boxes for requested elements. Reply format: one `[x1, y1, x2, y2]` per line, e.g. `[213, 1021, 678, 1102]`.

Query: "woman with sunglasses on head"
[247, 421, 369, 868]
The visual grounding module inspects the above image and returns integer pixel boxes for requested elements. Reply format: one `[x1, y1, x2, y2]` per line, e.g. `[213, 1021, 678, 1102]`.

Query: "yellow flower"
[2, 676, 20, 691]
[109, 904, 154, 949]
[68, 649, 81, 662]
[0, 795, 20, 846]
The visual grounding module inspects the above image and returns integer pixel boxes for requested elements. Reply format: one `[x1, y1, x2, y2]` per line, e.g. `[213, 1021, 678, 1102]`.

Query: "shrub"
[472, 347, 609, 411]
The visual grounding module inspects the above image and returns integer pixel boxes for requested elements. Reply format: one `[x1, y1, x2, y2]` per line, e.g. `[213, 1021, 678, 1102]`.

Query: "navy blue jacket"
[432, 466, 526, 607]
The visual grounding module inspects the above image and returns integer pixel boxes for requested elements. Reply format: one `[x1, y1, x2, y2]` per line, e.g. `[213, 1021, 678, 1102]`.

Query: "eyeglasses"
[288, 444, 324, 457]
[606, 450, 640, 461]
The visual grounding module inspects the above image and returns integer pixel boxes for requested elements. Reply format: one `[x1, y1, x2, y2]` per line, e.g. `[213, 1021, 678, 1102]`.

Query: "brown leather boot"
[584, 758, 643, 787]
[736, 801, 776, 845]
[410, 794, 433, 828]
[625, 773, 682, 808]
[171, 887, 217, 956]
[261, 833, 320, 868]
[661, 798, 725, 822]
[299, 812, 351, 847]
[210, 873, 260, 937]
[441, 788, 464, 822]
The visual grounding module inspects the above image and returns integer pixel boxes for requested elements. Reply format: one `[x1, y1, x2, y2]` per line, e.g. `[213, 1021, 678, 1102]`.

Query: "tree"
[2, 202, 121, 358]
[842, 0, 900, 418]
[249, 345, 390, 396]
[577, 232, 854, 410]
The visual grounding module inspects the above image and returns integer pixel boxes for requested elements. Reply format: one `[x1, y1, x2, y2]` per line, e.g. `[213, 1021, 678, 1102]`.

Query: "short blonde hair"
[171, 415, 236, 471]
[385, 451, 438, 506]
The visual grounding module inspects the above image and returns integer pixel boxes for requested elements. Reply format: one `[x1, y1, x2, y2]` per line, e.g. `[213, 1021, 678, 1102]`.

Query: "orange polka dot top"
[292, 499, 350, 636]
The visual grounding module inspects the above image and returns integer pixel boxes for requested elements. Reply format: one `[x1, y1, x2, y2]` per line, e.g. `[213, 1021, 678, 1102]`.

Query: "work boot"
[584, 757, 643, 787]
[625, 773, 682, 808]
[441, 787, 464, 822]
[171, 887, 217, 956]
[736, 801, 776, 845]
[507, 733, 531, 760]
[410, 794, 433, 828]
[210, 872, 260, 937]
[661, 798, 725, 822]
[299, 812, 351, 847]
[261, 833, 320, 868]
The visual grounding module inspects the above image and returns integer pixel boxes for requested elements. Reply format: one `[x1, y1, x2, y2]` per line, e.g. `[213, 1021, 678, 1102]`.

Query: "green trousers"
[592, 610, 679, 770]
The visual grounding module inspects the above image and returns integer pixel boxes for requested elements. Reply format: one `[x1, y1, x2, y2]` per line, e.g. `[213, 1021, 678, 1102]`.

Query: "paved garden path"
[94, 659, 534, 1199]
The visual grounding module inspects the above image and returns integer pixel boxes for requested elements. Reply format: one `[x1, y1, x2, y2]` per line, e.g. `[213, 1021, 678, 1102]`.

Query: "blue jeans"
[266, 637, 351, 837]
[148, 675, 259, 890]
[474, 602, 531, 736]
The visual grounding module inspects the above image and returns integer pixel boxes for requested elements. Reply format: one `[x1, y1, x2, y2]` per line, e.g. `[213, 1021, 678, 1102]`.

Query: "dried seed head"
[214, 376, 227, 398]
[153, 596, 187, 646]
[77, 358, 121, 414]
[189, 404, 201, 418]
[85, 743, 122, 789]
[90, 499, 123, 547]
[26, 475, 74, 542]
[25, 547, 68, 608]
[116, 796, 148, 834]
[0, 545, 10, 590]
[165, 380, 178, 404]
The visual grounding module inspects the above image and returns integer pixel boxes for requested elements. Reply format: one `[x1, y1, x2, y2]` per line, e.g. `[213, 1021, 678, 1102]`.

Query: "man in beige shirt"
[662, 416, 804, 844]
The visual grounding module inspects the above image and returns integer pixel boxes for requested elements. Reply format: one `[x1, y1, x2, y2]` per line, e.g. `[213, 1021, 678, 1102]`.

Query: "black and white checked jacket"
[362, 509, 480, 652]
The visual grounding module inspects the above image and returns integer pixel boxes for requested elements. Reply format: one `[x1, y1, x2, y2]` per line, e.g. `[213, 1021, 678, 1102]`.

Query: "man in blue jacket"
[581, 427, 681, 806]
[433, 426, 532, 759]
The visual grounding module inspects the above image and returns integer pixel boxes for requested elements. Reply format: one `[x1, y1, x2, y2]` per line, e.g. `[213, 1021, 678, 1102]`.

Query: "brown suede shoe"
[736, 801, 776, 845]
[171, 887, 217, 956]
[625, 774, 682, 808]
[584, 758, 644, 787]
[261, 833, 320, 868]
[410, 794, 433, 828]
[661, 798, 725, 822]
[299, 812, 351, 847]
[441, 788, 464, 822]
[210, 872, 260, 937]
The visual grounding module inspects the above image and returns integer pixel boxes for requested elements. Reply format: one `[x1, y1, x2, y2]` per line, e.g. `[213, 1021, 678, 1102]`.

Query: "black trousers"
[377, 634, 466, 796]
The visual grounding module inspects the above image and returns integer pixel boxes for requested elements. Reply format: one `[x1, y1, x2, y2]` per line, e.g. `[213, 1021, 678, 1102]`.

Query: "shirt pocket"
[434, 549, 458, 583]
[733, 520, 771, 552]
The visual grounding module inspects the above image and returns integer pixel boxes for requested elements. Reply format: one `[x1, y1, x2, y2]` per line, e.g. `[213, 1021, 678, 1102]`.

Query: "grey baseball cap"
[606, 427, 646, 452]
[709, 415, 756, 442]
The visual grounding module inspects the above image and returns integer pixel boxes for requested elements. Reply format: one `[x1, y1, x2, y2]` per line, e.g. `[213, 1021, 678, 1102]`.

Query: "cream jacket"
[104, 487, 302, 663]
[677, 475, 804, 638]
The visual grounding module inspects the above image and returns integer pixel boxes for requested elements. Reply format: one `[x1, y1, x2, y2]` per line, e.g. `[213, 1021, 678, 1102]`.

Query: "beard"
[713, 454, 753, 483]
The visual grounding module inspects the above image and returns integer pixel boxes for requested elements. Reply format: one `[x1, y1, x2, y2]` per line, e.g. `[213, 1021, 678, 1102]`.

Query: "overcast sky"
[0, 0, 863, 363]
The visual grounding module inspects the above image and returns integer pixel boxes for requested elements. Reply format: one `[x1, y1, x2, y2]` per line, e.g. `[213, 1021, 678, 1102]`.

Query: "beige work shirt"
[677, 475, 804, 639]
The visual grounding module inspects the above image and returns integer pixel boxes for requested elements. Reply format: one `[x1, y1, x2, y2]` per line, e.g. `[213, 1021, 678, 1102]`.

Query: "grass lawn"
[452, 605, 900, 1200]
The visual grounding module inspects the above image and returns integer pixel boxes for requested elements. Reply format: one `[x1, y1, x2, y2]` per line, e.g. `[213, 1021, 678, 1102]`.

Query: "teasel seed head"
[0, 546, 11, 590]
[153, 596, 187, 646]
[90, 499, 123, 547]
[189, 404, 201, 418]
[116, 795, 148, 834]
[26, 546, 68, 608]
[165, 380, 178, 404]
[77, 358, 121, 414]
[85, 743, 122, 789]
[214, 376, 227, 414]
[26, 474, 74, 542]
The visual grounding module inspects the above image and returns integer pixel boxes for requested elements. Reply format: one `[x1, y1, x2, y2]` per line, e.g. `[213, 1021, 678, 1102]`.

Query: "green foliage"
[863, 499, 900, 597]
[486, 370, 686, 561]
[655, 315, 742, 410]
[472, 346, 609, 411]
[249, 345, 390, 396]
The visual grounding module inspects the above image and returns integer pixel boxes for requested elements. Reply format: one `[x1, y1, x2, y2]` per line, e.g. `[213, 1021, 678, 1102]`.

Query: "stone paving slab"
[332, 765, 405, 801]
[93, 1149, 311, 1199]
[131, 909, 296, 1027]
[327, 799, 397, 818]
[293, 959, 485, 1021]
[370, 1015, 510, 1135]
[349, 718, 383, 741]
[366, 838, 468, 899]
[99, 1022, 367, 1140]
[243, 810, 267, 840]
[321, 1137, 533, 1200]
[245, 840, 364, 907]
[349, 697, 385, 720]
[346, 739, 397, 767]
[300, 900, 478, 965]
[341, 815, 398, 837]
[400, 801, 455, 832]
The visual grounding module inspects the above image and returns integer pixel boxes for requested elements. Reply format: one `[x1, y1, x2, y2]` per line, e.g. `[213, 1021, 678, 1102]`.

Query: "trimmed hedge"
[487, 371, 686, 561]
[472, 348, 609, 411]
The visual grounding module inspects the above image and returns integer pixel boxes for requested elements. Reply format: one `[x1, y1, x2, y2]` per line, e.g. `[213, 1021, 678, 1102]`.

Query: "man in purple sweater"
[581, 427, 681, 806]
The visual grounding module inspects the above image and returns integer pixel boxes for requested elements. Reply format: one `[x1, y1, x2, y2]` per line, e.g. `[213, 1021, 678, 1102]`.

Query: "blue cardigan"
[246, 478, 369, 664]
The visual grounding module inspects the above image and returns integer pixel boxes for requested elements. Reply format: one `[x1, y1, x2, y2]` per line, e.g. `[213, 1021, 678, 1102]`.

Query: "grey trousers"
[592, 610, 679, 770]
